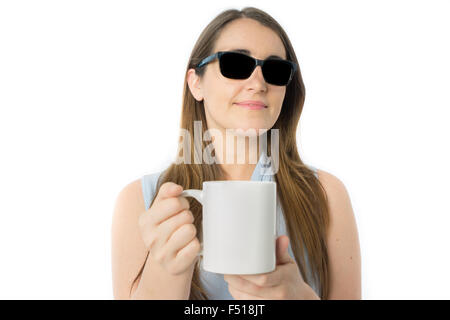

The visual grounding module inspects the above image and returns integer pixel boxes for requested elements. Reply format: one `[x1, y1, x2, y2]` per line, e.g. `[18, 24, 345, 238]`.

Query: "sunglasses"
[196, 51, 297, 86]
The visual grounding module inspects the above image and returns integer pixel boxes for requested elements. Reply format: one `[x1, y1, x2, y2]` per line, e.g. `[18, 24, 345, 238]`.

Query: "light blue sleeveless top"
[141, 153, 320, 299]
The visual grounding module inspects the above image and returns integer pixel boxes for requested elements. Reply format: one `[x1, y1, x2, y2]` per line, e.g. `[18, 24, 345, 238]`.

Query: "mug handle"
[180, 189, 203, 205]
[180, 189, 204, 257]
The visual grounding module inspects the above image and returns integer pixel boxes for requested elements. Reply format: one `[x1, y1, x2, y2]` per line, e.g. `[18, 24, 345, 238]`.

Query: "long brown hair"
[135, 7, 330, 300]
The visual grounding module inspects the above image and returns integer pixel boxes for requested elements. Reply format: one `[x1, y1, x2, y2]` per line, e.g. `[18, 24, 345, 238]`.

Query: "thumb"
[276, 235, 293, 265]
[155, 182, 183, 202]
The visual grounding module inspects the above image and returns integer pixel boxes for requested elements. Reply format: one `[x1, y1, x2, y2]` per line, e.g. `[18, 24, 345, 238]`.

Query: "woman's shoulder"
[314, 168, 355, 231]
[112, 169, 167, 217]
[305, 164, 346, 187]
[314, 168, 347, 192]
[305, 164, 319, 179]
[313, 167, 353, 212]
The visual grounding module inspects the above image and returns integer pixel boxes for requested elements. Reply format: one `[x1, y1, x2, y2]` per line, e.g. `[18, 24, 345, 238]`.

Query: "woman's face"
[188, 18, 287, 135]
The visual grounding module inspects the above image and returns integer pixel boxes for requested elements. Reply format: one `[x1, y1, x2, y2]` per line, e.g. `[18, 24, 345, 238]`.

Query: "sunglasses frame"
[196, 51, 298, 86]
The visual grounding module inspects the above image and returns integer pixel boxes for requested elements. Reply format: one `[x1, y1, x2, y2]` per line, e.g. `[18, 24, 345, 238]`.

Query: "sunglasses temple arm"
[197, 52, 220, 68]
[289, 62, 298, 82]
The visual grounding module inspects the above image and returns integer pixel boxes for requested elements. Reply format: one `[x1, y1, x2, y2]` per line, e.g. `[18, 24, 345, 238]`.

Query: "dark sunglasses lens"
[263, 59, 293, 86]
[219, 52, 255, 79]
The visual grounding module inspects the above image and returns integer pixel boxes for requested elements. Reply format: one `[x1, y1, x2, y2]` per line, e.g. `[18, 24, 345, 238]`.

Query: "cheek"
[274, 102, 283, 117]
[273, 95, 284, 109]
[203, 93, 226, 116]
[271, 91, 286, 114]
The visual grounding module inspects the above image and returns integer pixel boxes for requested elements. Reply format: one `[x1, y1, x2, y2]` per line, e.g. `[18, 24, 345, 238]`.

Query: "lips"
[234, 100, 268, 110]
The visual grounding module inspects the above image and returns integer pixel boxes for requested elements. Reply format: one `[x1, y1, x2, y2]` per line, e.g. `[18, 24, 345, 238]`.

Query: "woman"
[111, 7, 361, 300]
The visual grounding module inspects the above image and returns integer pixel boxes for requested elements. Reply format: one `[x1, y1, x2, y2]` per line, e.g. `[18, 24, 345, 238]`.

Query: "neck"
[210, 129, 264, 181]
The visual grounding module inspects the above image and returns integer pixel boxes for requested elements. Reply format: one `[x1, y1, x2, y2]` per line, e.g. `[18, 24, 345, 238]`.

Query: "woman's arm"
[111, 179, 193, 299]
[111, 179, 148, 299]
[318, 170, 362, 299]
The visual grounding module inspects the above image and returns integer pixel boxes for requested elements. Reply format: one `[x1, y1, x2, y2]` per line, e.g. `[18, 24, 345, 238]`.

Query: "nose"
[246, 65, 267, 91]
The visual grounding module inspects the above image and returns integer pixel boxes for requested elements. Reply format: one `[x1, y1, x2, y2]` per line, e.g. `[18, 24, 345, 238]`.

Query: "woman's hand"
[224, 235, 318, 300]
[137, 182, 201, 276]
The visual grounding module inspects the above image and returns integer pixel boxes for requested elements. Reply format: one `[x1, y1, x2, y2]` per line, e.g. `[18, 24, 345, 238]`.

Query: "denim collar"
[250, 152, 276, 182]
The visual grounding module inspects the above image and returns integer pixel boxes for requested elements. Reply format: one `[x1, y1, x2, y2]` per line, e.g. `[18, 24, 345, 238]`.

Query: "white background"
[1, 0, 449, 299]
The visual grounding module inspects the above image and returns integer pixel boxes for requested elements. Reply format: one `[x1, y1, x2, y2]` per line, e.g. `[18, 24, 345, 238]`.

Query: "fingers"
[151, 209, 194, 252]
[153, 224, 199, 276]
[137, 181, 201, 276]
[139, 183, 182, 229]
[145, 182, 190, 226]
[150, 196, 190, 226]
[154, 182, 183, 203]
[138, 182, 190, 247]
[225, 274, 280, 299]
[164, 223, 198, 260]
[227, 285, 265, 300]
[173, 237, 202, 274]
[224, 275, 264, 296]
[238, 272, 281, 288]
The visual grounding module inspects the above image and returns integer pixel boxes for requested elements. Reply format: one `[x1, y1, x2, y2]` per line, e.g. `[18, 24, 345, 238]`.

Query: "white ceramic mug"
[180, 180, 277, 275]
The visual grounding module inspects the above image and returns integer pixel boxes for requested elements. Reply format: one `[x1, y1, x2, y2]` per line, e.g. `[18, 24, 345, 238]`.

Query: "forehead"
[213, 18, 286, 60]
